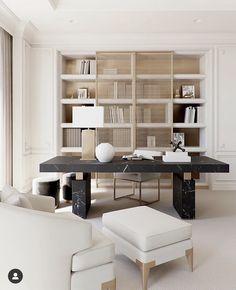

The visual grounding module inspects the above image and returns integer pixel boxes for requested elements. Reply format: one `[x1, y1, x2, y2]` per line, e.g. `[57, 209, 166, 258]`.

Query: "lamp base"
[81, 129, 95, 160]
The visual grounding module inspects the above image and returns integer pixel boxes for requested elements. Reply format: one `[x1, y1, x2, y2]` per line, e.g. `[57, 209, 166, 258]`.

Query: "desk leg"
[173, 173, 195, 219]
[72, 173, 91, 219]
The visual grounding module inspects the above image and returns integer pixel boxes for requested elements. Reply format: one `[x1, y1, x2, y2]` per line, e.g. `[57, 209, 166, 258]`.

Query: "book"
[190, 107, 196, 123]
[196, 106, 204, 123]
[184, 106, 191, 123]
[79, 60, 85, 74]
[113, 82, 118, 99]
[84, 60, 90, 74]
[89, 60, 96, 74]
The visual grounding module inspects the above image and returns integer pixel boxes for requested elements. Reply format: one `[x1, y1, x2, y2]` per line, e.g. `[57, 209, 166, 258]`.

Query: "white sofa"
[0, 192, 116, 290]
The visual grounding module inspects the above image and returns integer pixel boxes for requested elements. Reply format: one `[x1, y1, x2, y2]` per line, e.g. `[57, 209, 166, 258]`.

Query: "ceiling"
[2, 0, 236, 34]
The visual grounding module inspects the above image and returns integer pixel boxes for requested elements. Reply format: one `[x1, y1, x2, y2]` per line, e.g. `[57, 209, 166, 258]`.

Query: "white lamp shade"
[72, 106, 104, 128]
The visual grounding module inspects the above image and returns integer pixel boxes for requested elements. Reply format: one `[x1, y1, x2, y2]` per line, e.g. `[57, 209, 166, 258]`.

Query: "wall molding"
[0, 0, 19, 35]
[30, 32, 236, 48]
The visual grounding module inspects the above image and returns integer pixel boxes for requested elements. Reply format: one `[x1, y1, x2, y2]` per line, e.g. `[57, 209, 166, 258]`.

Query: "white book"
[84, 60, 90, 74]
[79, 60, 85, 74]
[184, 106, 191, 123]
[196, 106, 204, 123]
[190, 107, 196, 123]
[89, 60, 96, 74]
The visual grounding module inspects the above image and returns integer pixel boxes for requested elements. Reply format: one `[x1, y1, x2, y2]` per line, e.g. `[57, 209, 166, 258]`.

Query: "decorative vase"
[95, 143, 115, 163]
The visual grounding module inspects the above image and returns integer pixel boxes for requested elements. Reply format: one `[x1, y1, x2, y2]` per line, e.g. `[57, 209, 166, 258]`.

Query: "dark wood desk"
[40, 156, 229, 219]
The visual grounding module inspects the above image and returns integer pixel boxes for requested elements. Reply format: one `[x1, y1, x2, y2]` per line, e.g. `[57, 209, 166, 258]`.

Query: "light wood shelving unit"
[58, 50, 208, 185]
[58, 52, 96, 154]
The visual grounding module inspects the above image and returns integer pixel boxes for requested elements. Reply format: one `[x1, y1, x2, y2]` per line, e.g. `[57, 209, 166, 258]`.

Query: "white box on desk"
[162, 151, 191, 162]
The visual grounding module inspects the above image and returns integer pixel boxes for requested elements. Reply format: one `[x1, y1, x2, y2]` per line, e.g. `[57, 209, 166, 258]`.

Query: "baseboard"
[212, 182, 236, 191]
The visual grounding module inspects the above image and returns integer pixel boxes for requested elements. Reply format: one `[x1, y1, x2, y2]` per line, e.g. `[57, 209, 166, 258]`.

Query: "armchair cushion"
[72, 227, 115, 272]
[1, 185, 32, 209]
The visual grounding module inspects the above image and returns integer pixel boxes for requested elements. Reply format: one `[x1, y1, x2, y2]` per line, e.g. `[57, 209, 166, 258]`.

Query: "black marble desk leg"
[173, 173, 195, 219]
[72, 173, 91, 219]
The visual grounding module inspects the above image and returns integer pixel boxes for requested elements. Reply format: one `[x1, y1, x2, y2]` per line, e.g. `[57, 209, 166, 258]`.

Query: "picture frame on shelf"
[147, 136, 156, 147]
[173, 132, 185, 146]
[182, 85, 195, 98]
[77, 88, 88, 99]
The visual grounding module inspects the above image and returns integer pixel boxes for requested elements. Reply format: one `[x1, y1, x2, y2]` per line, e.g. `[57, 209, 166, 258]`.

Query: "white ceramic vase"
[95, 143, 115, 163]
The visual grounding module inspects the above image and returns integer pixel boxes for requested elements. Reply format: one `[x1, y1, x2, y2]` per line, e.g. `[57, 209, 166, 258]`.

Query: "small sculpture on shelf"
[170, 140, 185, 152]
[174, 88, 181, 98]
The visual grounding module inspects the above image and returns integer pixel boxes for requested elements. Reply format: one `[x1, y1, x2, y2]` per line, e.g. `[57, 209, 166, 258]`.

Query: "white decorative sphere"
[96, 143, 115, 162]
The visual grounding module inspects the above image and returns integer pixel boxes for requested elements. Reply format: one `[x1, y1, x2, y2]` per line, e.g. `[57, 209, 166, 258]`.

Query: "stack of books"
[63, 129, 81, 147]
[105, 106, 132, 123]
[184, 106, 203, 123]
[78, 60, 96, 75]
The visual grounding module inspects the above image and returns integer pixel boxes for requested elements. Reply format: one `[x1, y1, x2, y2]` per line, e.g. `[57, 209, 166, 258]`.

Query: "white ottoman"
[103, 206, 193, 290]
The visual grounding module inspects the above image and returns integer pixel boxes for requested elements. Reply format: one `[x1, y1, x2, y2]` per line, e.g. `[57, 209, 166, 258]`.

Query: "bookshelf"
[58, 50, 209, 185]
[59, 52, 96, 154]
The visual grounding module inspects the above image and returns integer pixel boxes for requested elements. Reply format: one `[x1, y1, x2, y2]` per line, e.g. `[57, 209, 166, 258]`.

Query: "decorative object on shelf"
[147, 136, 156, 147]
[73, 106, 104, 160]
[182, 85, 195, 98]
[96, 143, 115, 162]
[173, 133, 185, 146]
[174, 88, 181, 98]
[170, 140, 185, 152]
[77, 88, 88, 99]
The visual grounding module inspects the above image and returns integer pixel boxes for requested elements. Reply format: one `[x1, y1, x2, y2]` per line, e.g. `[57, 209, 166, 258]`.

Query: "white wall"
[212, 46, 236, 190]
[12, 29, 236, 191]
[30, 47, 57, 179]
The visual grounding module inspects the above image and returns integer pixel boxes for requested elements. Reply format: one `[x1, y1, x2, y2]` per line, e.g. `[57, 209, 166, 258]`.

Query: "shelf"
[174, 74, 206, 80]
[114, 147, 133, 152]
[61, 123, 75, 128]
[60, 51, 96, 58]
[184, 146, 207, 153]
[61, 74, 96, 81]
[173, 123, 206, 128]
[61, 98, 96, 105]
[61, 147, 82, 153]
[137, 99, 171, 104]
[137, 123, 172, 128]
[104, 123, 132, 128]
[98, 99, 132, 104]
[136, 147, 171, 152]
[137, 74, 171, 80]
[98, 74, 132, 80]
[173, 98, 206, 104]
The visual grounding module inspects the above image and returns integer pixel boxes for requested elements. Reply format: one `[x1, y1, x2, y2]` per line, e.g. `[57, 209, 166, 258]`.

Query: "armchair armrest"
[24, 193, 55, 213]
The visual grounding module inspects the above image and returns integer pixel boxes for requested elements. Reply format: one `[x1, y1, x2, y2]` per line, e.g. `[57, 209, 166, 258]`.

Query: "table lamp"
[72, 106, 104, 160]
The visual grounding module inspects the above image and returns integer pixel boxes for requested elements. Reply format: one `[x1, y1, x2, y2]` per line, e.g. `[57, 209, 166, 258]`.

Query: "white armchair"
[0, 193, 115, 290]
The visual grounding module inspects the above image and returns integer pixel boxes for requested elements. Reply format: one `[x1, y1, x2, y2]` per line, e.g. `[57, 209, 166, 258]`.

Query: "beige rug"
[58, 186, 236, 290]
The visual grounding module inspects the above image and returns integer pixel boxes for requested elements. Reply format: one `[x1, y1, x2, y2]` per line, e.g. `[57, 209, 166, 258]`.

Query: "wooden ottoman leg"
[186, 248, 193, 272]
[101, 278, 116, 290]
[136, 260, 155, 290]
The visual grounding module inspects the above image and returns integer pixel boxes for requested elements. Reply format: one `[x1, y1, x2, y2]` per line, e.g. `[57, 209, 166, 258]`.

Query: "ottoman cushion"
[103, 206, 192, 252]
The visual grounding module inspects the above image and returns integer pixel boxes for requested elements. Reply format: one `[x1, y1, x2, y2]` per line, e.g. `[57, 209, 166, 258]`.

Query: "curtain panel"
[0, 27, 12, 189]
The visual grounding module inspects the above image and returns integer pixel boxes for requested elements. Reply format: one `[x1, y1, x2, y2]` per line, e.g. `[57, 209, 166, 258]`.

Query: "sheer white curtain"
[0, 27, 12, 189]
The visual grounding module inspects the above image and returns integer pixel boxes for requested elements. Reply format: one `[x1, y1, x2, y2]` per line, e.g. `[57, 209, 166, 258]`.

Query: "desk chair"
[113, 172, 160, 205]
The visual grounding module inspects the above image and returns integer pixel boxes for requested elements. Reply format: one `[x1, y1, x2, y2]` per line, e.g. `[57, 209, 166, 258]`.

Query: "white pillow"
[1, 185, 33, 209]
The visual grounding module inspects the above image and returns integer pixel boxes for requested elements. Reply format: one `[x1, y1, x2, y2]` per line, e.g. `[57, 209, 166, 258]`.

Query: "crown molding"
[0, 0, 20, 35]
[30, 32, 236, 49]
